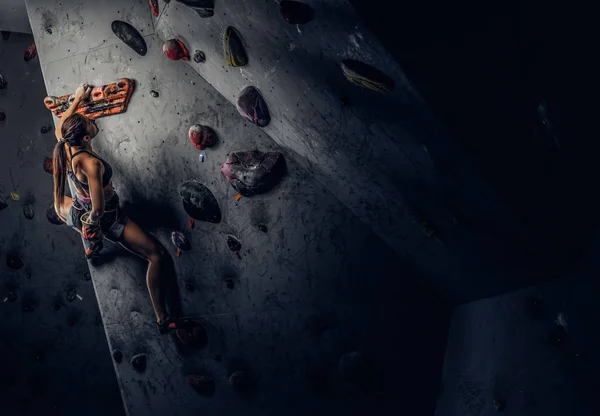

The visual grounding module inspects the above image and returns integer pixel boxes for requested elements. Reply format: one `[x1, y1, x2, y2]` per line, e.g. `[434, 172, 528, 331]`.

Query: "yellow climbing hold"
[9, 192, 20, 201]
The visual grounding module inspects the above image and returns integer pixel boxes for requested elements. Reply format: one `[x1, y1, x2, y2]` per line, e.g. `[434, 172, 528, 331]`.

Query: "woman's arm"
[54, 84, 92, 141]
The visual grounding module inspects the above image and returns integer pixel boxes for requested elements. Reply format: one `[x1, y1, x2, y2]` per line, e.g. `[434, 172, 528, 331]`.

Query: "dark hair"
[53, 113, 89, 210]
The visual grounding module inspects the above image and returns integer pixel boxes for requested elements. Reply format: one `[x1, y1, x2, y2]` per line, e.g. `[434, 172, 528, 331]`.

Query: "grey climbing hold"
[45, 27, 53, 35]
[176, 0, 214, 18]
[280, 1, 315, 25]
[66, 287, 77, 302]
[131, 353, 147, 372]
[257, 224, 268, 233]
[171, 231, 191, 251]
[111, 21, 147, 56]
[236, 86, 270, 126]
[150, 90, 159, 98]
[23, 204, 34, 220]
[40, 124, 53, 134]
[0, 73, 7, 89]
[220, 150, 286, 197]
[193, 50, 206, 63]
[224, 27, 247, 67]
[229, 371, 247, 387]
[180, 180, 221, 223]
[7, 254, 23, 270]
[339, 351, 367, 382]
[112, 349, 123, 363]
[225, 278, 234, 289]
[83, 271, 91, 281]
[341, 59, 395, 93]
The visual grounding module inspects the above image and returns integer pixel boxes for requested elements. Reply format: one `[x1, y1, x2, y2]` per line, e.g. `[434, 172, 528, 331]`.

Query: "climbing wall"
[436, 233, 600, 416]
[23, 1, 450, 415]
[0, 31, 124, 415]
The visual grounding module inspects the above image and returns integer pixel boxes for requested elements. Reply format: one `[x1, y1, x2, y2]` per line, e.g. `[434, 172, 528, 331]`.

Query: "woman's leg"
[117, 219, 169, 324]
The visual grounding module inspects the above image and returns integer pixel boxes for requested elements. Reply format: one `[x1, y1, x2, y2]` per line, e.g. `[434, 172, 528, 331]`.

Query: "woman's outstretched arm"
[54, 84, 92, 141]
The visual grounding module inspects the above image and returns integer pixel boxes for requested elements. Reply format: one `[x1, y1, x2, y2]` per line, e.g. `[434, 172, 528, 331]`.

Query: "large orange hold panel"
[44, 78, 136, 119]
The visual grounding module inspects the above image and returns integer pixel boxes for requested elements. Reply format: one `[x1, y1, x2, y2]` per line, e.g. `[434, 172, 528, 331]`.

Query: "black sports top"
[67, 148, 113, 190]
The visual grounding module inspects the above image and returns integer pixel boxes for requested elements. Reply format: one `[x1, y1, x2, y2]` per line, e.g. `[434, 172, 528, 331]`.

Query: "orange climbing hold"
[44, 78, 136, 120]
[234, 193, 242, 202]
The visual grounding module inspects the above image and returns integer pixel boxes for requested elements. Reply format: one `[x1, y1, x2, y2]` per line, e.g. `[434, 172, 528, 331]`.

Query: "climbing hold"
[150, 90, 159, 98]
[163, 39, 190, 60]
[46, 204, 63, 225]
[180, 180, 221, 223]
[225, 278, 234, 289]
[1, 31, 10, 40]
[188, 124, 216, 150]
[226, 235, 242, 260]
[0, 73, 7, 89]
[7, 291, 17, 302]
[83, 271, 91, 281]
[0, 195, 8, 210]
[131, 353, 147, 372]
[188, 218, 195, 229]
[111, 21, 147, 56]
[229, 371, 247, 387]
[171, 231, 191, 251]
[43, 157, 53, 174]
[193, 50, 206, 63]
[66, 287, 77, 302]
[40, 124, 53, 134]
[112, 349, 123, 363]
[149, 0, 159, 17]
[171, 318, 207, 347]
[236, 86, 270, 126]
[185, 281, 195, 292]
[9, 192, 19, 201]
[280, 1, 314, 25]
[494, 398, 505, 412]
[0, 109, 6, 121]
[341, 59, 395, 93]
[7, 254, 23, 270]
[187, 375, 215, 396]
[24, 42, 37, 62]
[257, 223, 268, 233]
[224, 27, 247, 67]
[177, 0, 214, 17]
[339, 351, 367, 383]
[23, 204, 34, 220]
[44, 27, 52, 35]
[220, 150, 286, 197]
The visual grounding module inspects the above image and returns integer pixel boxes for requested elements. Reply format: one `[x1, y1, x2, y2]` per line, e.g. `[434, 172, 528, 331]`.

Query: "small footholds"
[45, 27, 53, 35]
[150, 90, 159, 98]
[23, 204, 34, 219]
[83, 271, 91, 281]
[40, 124, 53, 134]
[131, 353, 147, 372]
[112, 349, 123, 363]
[66, 287, 77, 302]
[193, 50, 206, 63]
[225, 279, 234, 289]
[257, 223, 268, 233]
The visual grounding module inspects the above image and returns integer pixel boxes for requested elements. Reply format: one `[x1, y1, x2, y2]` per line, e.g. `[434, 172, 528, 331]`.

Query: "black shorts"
[66, 193, 128, 242]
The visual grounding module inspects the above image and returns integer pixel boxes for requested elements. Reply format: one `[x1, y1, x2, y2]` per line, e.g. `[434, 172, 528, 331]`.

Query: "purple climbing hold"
[171, 231, 191, 251]
[280, 1, 315, 25]
[236, 86, 270, 127]
[220, 150, 286, 197]
[180, 180, 221, 223]
[189, 124, 216, 150]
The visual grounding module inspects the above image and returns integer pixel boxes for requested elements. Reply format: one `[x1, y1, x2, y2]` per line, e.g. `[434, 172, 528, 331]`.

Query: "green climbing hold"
[341, 59, 395, 93]
[224, 27, 247, 67]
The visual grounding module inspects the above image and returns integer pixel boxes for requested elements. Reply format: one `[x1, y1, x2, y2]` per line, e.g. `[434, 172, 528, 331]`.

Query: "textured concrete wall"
[152, 0, 544, 303]
[0, 0, 31, 34]
[0, 32, 124, 416]
[437, 234, 600, 416]
[24, 1, 449, 415]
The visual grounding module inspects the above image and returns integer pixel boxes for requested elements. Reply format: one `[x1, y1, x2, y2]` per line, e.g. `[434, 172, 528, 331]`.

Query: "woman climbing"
[51, 83, 173, 333]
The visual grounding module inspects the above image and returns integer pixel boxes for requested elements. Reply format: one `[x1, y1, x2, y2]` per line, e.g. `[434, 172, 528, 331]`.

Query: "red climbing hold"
[43, 157, 53, 174]
[24, 43, 37, 62]
[188, 124, 216, 150]
[163, 39, 190, 61]
[149, 0, 159, 17]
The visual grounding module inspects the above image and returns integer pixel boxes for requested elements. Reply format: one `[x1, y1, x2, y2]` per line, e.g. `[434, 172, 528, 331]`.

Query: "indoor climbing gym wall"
[0, 31, 125, 415]
[21, 0, 451, 415]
